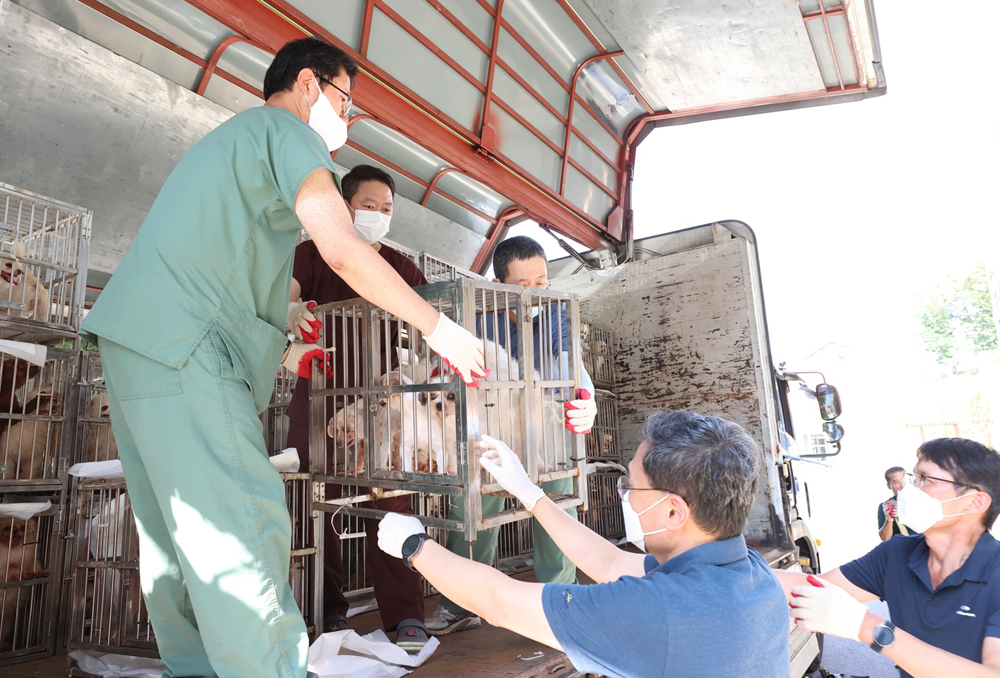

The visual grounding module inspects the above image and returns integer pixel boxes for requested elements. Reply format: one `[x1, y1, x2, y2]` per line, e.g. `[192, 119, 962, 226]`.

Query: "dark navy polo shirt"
[541, 535, 791, 678]
[841, 532, 1000, 676]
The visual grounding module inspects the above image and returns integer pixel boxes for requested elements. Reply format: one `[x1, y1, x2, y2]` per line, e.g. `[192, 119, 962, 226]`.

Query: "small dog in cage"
[0, 243, 49, 321]
[0, 358, 40, 434]
[328, 399, 366, 476]
[0, 517, 47, 582]
[419, 338, 526, 476]
[85, 392, 119, 462]
[0, 388, 61, 480]
[0, 517, 47, 651]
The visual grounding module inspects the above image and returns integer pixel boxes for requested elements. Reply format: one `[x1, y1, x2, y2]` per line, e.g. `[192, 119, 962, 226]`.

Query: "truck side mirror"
[823, 421, 845, 443]
[815, 383, 841, 421]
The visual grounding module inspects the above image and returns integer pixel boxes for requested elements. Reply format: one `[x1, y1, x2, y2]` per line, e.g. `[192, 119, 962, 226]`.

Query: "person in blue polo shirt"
[377, 410, 791, 678]
[781, 437, 1000, 678]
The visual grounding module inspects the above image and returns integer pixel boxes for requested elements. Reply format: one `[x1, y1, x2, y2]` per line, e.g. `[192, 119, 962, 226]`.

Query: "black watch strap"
[870, 620, 896, 653]
[402, 532, 431, 571]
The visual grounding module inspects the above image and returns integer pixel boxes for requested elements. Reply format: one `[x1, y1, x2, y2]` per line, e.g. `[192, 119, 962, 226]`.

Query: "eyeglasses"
[317, 75, 352, 117]
[905, 472, 981, 492]
[617, 475, 677, 501]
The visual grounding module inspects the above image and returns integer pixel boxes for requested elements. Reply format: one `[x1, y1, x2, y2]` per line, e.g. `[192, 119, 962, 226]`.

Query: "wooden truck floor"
[0, 574, 586, 678]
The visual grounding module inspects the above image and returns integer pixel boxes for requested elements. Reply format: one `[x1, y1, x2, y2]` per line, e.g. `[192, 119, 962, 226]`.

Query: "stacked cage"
[579, 322, 625, 541]
[0, 183, 90, 667]
[308, 279, 588, 608]
[418, 252, 486, 284]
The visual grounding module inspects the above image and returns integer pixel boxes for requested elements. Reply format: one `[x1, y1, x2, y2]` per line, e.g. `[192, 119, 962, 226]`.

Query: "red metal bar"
[471, 206, 525, 274]
[360, 0, 376, 56]
[426, 0, 491, 53]
[375, 0, 486, 94]
[479, 0, 506, 146]
[183, 0, 610, 247]
[420, 168, 458, 206]
[566, 157, 617, 201]
[817, 0, 845, 90]
[552, 0, 654, 114]
[196, 35, 269, 96]
[192, 0, 483, 142]
[560, 51, 624, 195]
[77, 0, 264, 98]
[492, 98, 563, 156]
[496, 17, 623, 145]
[346, 114, 375, 129]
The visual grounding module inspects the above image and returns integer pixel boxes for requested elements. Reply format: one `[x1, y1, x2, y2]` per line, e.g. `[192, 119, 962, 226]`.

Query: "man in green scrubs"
[81, 38, 485, 678]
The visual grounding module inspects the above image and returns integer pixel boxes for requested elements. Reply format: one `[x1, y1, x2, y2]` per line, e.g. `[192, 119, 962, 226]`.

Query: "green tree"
[919, 264, 998, 372]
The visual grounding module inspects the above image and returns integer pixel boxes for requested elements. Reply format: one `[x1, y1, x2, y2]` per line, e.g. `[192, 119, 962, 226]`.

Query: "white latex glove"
[564, 388, 597, 434]
[424, 314, 487, 386]
[789, 575, 868, 641]
[377, 512, 426, 559]
[479, 434, 545, 511]
[287, 300, 322, 343]
[281, 342, 334, 379]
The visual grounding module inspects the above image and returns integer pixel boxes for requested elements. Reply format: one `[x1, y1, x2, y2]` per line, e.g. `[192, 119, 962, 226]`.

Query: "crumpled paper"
[69, 459, 125, 478]
[0, 339, 47, 367]
[271, 447, 301, 472]
[0, 500, 51, 520]
[68, 650, 167, 678]
[308, 629, 439, 678]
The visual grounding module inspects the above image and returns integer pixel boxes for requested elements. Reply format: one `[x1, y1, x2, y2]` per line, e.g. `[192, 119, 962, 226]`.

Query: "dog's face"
[329, 401, 364, 447]
[0, 518, 25, 547]
[25, 390, 60, 416]
[0, 254, 23, 286]
[89, 392, 110, 419]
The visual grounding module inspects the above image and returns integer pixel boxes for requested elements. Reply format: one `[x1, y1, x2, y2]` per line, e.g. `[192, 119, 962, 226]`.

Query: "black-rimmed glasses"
[905, 472, 981, 492]
[317, 76, 352, 117]
[617, 475, 677, 501]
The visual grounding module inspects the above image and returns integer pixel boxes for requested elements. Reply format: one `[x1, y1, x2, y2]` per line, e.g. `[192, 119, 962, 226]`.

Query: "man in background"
[879, 465, 915, 540]
[285, 164, 429, 651]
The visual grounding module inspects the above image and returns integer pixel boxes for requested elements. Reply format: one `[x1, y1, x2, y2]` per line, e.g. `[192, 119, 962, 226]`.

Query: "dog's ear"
[418, 391, 428, 406]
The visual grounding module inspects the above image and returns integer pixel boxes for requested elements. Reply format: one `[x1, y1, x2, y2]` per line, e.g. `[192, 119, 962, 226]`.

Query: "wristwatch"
[870, 620, 896, 653]
[401, 532, 432, 571]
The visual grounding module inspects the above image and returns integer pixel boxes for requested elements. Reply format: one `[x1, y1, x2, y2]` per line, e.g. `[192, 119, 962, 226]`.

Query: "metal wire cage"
[0, 183, 90, 342]
[308, 279, 588, 544]
[0, 348, 75, 489]
[580, 471, 626, 540]
[417, 252, 485, 284]
[581, 322, 615, 389]
[585, 393, 620, 461]
[0, 499, 62, 665]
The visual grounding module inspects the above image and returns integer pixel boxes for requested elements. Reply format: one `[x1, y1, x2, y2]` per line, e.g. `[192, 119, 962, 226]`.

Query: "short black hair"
[885, 466, 905, 482]
[493, 236, 546, 282]
[342, 165, 396, 203]
[917, 438, 1000, 529]
[263, 37, 359, 100]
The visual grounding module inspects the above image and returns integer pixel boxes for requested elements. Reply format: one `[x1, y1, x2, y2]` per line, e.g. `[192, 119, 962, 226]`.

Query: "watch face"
[402, 534, 421, 559]
[874, 624, 895, 647]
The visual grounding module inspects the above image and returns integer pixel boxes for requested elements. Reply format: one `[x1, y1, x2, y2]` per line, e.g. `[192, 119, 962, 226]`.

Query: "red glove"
[287, 300, 323, 343]
[883, 501, 898, 519]
[564, 388, 596, 434]
[282, 342, 334, 379]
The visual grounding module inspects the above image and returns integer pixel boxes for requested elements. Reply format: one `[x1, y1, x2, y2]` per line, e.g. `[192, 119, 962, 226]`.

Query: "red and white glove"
[883, 501, 898, 519]
[424, 314, 488, 387]
[282, 342, 334, 379]
[789, 575, 868, 641]
[564, 388, 597, 434]
[287, 300, 322, 343]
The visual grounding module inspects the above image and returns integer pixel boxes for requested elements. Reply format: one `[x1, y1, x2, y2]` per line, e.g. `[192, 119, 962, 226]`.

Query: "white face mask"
[306, 77, 348, 152]
[621, 490, 670, 552]
[896, 483, 977, 533]
[352, 209, 391, 244]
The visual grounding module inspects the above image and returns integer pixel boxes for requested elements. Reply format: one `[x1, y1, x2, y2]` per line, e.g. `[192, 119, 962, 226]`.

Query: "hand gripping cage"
[307, 279, 590, 549]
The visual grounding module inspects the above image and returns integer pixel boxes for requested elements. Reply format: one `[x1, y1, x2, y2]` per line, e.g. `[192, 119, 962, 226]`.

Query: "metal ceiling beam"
[183, 0, 613, 249]
[561, 51, 624, 196]
[471, 206, 525, 274]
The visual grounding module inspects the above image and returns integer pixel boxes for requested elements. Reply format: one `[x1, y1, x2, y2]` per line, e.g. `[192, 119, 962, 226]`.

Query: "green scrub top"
[82, 106, 338, 412]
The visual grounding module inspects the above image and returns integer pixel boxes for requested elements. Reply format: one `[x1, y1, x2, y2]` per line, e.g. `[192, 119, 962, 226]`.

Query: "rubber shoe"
[424, 605, 481, 636]
[395, 618, 429, 653]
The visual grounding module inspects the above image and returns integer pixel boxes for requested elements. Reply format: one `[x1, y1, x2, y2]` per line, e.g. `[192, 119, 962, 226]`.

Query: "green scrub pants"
[99, 331, 310, 678]
[440, 476, 578, 617]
